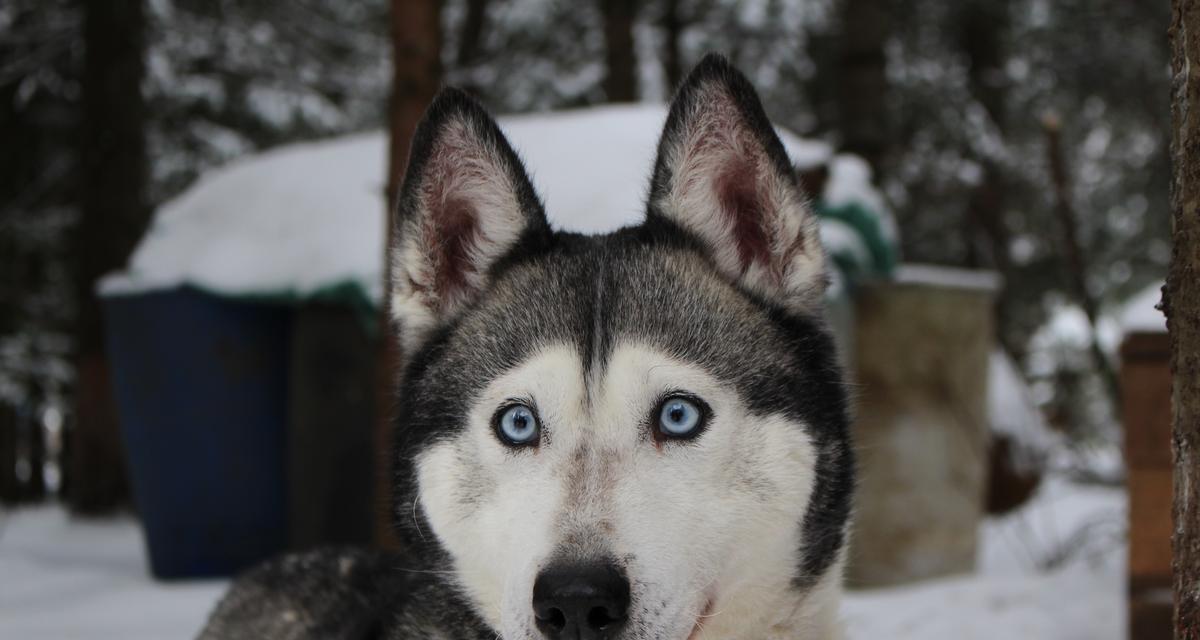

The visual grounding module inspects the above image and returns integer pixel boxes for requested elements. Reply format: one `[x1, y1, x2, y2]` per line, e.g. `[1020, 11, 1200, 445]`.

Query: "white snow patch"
[100, 132, 388, 301]
[99, 105, 876, 302]
[1120, 282, 1165, 334]
[819, 217, 872, 268]
[846, 477, 1126, 638]
[825, 154, 899, 243]
[1031, 301, 1122, 356]
[988, 349, 1059, 469]
[0, 507, 226, 640]
[893, 263, 1002, 291]
[0, 476, 1124, 639]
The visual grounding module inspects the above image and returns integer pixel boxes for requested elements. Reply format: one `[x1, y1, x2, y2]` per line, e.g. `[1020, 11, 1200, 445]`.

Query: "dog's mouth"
[686, 598, 716, 640]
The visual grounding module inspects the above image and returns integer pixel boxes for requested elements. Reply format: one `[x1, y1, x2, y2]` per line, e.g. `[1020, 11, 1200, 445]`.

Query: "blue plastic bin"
[104, 287, 290, 579]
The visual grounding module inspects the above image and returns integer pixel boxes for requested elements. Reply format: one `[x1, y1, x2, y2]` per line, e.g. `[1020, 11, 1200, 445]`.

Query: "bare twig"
[1041, 112, 1120, 404]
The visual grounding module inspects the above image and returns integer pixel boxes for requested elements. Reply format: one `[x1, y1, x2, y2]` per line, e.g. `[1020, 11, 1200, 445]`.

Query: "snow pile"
[1120, 283, 1166, 334]
[0, 507, 226, 640]
[847, 476, 1125, 638]
[1029, 301, 1122, 357]
[0, 476, 1124, 639]
[502, 104, 832, 232]
[100, 104, 886, 303]
[825, 154, 898, 244]
[988, 349, 1059, 468]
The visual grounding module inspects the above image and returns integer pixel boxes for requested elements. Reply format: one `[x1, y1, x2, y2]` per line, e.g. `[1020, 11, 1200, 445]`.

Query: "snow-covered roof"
[1120, 283, 1166, 334]
[102, 132, 387, 301]
[99, 104, 887, 303]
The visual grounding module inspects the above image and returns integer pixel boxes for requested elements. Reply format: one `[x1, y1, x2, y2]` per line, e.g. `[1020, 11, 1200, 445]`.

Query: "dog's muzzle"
[532, 560, 630, 639]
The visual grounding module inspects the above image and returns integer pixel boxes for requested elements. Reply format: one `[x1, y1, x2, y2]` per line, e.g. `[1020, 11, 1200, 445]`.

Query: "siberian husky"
[201, 53, 854, 640]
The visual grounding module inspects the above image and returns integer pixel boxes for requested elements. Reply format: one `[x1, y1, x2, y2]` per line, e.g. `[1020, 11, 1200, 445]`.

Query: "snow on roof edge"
[892, 264, 1002, 292]
[1120, 282, 1166, 334]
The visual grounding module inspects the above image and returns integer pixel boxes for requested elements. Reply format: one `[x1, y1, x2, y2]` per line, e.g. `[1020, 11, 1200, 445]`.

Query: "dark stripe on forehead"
[583, 243, 611, 400]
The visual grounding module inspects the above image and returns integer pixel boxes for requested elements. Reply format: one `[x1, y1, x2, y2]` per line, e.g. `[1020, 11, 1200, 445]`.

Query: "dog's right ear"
[646, 54, 827, 311]
[390, 88, 550, 352]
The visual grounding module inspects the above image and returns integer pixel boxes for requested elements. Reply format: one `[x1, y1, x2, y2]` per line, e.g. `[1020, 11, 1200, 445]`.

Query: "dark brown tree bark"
[289, 305, 375, 549]
[835, 0, 890, 178]
[660, 0, 684, 92]
[67, 0, 150, 514]
[600, 0, 639, 102]
[956, 2, 1018, 354]
[377, 0, 442, 549]
[0, 404, 18, 504]
[961, 7, 1011, 316]
[456, 0, 491, 69]
[1043, 117, 1119, 400]
[1167, 1, 1200, 636]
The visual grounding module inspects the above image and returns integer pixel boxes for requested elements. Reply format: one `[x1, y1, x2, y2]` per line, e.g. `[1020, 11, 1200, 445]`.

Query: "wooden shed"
[1119, 284, 1172, 639]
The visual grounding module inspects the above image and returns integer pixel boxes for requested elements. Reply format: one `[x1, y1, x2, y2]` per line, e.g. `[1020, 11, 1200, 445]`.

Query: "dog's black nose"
[532, 561, 630, 639]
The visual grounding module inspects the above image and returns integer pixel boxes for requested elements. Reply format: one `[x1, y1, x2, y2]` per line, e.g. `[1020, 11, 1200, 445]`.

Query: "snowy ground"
[0, 477, 1125, 639]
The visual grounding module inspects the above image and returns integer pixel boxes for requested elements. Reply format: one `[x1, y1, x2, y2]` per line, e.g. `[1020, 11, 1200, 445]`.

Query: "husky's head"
[389, 54, 853, 640]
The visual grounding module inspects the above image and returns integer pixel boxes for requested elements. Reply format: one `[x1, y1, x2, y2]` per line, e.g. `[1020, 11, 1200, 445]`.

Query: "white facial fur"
[414, 342, 839, 640]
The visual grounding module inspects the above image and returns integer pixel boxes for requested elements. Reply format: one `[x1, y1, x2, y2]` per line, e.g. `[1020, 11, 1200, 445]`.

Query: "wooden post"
[1167, 1, 1200, 636]
[1121, 330, 1175, 639]
[377, 0, 442, 549]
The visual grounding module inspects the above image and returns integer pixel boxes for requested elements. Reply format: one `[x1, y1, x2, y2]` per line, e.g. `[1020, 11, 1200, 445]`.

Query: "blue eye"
[656, 396, 706, 439]
[496, 403, 539, 446]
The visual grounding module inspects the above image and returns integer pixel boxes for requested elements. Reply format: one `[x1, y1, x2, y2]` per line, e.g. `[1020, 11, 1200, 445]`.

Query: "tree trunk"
[378, 0, 442, 549]
[456, 0, 490, 69]
[600, 0, 639, 102]
[956, 1, 1019, 354]
[67, 0, 149, 514]
[1043, 117, 1120, 400]
[660, 0, 683, 92]
[835, 0, 890, 178]
[1168, 2, 1200, 637]
[0, 403, 18, 504]
[454, 0, 490, 96]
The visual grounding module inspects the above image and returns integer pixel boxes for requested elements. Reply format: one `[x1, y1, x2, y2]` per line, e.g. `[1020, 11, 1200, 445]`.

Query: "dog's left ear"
[390, 88, 551, 352]
[648, 54, 826, 310]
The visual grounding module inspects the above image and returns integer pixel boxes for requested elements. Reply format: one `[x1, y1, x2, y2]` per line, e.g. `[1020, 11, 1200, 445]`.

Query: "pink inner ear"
[414, 126, 485, 308]
[716, 161, 771, 273]
[429, 195, 480, 300]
